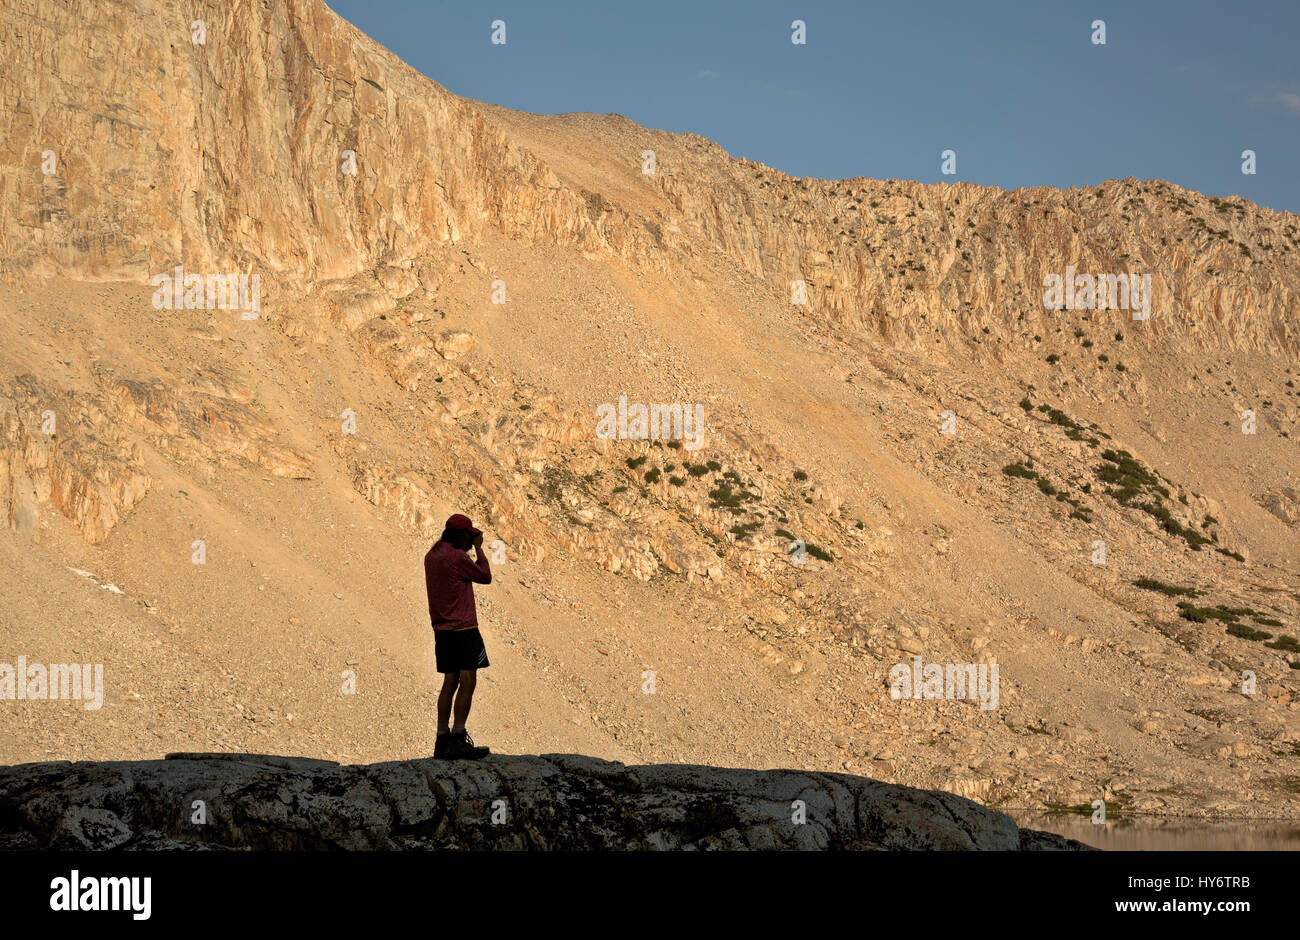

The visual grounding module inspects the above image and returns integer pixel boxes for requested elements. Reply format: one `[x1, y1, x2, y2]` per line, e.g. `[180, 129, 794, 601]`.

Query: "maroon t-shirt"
[424, 541, 492, 630]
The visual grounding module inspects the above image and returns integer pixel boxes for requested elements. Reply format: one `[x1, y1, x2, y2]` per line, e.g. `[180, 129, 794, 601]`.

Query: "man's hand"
[472, 532, 484, 550]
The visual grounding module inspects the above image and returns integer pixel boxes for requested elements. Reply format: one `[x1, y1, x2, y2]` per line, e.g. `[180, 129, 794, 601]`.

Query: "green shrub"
[1180, 602, 1266, 629]
[806, 543, 834, 562]
[1226, 622, 1273, 641]
[1132, 578, 1202, 597]
[709, 483, 753, 508]
[1041, 406, 1084, 430]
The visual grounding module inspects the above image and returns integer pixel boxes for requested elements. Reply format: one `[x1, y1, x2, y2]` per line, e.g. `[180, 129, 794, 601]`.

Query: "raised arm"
[459, 532, 492, 584]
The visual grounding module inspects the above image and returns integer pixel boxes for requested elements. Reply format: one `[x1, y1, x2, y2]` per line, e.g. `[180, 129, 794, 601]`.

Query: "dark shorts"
[434, 627, 489, 673]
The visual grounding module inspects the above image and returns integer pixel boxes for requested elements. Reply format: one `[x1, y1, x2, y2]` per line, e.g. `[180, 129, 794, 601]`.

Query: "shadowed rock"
[0, 752, 1089, 851]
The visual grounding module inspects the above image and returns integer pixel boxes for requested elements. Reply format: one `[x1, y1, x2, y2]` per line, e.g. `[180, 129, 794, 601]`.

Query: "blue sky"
[326, 0, 1300, 213]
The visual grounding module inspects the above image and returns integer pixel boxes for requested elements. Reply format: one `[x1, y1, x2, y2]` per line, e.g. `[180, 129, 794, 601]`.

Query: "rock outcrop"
[0, 375, 150, 543]
[0, 752, 1086, 850]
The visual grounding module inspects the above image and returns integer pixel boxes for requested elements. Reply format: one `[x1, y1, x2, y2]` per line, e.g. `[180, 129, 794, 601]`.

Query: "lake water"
[1006, 811, 1300, 850]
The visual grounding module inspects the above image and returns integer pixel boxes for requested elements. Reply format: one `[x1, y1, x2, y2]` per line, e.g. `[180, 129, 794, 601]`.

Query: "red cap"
[445, 513, 482, 536]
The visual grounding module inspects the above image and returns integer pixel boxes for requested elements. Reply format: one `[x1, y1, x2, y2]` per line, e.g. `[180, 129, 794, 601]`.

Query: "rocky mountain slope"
[0, 752, 1085, 850]
[1, 0, 1298, 822]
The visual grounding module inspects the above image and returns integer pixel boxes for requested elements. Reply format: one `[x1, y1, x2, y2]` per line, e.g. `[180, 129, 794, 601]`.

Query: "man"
[424, 514, 493, 760]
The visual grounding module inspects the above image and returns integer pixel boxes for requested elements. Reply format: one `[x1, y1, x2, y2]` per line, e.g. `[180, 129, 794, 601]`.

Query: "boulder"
[0, 753, 1091, 851]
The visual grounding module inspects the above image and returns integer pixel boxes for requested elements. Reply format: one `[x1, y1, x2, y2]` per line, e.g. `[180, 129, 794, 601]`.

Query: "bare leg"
[452, 669, 476, 728]
[437, 672, 459, 731]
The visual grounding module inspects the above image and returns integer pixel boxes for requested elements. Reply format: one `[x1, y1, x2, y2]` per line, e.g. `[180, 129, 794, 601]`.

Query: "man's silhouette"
[425, 514, 492, 760]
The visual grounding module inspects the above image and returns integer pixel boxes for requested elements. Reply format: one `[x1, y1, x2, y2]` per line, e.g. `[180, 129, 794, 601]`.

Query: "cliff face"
[0, 753, 1085, 850]
[2, 0, 1295, 350]
[0, 0, 610, 284]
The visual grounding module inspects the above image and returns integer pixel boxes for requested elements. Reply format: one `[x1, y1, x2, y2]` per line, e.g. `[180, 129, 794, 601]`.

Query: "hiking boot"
[445, 730, 489, 760]
[434, 731, 451, 759]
